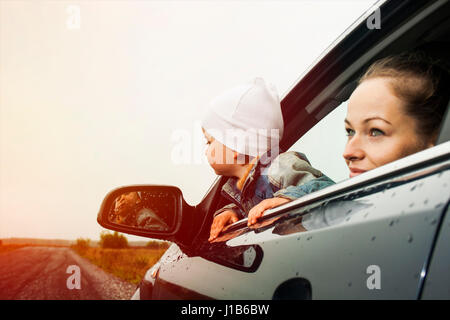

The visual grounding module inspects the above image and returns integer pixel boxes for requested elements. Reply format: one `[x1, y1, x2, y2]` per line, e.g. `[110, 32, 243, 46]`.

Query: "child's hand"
[248, 197, 292, 226]
[209, 210, 240, 242]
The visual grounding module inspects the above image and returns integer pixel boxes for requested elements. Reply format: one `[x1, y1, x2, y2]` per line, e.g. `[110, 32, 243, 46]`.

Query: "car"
[97, 0, 450, 300]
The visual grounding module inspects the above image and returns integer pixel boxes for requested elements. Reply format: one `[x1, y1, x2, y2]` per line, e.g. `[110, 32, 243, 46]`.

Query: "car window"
[287, 101, 349, 183]
[287, 98, 449, 186]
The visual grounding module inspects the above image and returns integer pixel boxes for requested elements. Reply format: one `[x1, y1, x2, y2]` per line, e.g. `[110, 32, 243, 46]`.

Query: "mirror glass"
[107, 190, 176, 231]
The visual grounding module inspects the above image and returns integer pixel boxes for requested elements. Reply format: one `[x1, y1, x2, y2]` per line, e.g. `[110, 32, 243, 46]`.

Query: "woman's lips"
[349, 167, 367, 178]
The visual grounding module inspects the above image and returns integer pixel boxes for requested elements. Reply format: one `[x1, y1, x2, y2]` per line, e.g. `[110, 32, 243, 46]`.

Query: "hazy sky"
[0, 0, 374, 241]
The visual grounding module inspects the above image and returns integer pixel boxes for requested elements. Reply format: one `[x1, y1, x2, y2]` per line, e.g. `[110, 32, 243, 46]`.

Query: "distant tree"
[145, 240, 159, 249]
[75, 238, 91, 249]
[146, 240, 170, 250]
[100, 231, 128, 249]
[71, 237, 91, 255]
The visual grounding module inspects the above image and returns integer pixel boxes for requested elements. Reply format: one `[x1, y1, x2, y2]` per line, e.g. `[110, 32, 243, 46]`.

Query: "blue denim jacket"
[214, 150, 335, 219]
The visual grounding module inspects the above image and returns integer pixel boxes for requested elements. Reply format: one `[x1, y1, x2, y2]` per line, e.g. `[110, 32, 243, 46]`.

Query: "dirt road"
[0, 246, 137, 300]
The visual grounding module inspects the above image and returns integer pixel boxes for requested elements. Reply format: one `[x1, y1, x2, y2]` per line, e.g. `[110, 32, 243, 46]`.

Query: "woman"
[247, 51, 450, 226]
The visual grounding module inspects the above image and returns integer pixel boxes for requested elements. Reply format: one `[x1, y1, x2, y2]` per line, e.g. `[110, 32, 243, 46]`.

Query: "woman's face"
[343, 77, 432, 178]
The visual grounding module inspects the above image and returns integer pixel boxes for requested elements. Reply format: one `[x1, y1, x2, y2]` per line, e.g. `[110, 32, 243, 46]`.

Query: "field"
[0, 243, 70, 254]
[0, 244, 30, 254]
[71, 246, 168, 285]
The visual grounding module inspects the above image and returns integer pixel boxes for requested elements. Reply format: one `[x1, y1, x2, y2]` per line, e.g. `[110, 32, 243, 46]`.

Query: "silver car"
[98, 0, 450, 300]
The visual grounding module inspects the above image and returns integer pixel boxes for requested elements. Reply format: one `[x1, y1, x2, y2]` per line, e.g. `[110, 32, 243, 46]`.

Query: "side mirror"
[97, 185, 184, 240]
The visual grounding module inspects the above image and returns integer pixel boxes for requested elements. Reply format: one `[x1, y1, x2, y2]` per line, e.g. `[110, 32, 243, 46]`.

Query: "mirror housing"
[97, 185, 187, 242]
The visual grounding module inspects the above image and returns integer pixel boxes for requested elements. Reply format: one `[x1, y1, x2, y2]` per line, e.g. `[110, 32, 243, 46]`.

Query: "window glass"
[287, 102, 349, 183]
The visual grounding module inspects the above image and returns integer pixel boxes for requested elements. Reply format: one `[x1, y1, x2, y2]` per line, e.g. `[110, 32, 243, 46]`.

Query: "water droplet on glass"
[407, 234, 413, 243]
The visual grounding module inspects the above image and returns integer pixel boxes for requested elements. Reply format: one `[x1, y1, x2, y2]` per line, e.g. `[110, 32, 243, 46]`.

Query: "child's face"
[202, 128, 242, 176]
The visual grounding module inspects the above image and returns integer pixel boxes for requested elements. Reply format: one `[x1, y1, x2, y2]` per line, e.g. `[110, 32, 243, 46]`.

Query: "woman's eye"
[370, 128, 384, 137]
[345, 128, 355, 137]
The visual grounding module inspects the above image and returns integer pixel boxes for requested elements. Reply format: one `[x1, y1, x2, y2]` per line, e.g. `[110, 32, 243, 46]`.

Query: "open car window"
[210, 0, 450, 238]
[287, 99, 450, 187]
[218, 98, 449, 235]
[287, 101, 349, 183]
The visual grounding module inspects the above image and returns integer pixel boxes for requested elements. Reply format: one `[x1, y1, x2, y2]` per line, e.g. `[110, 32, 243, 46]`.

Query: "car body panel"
[153, 157, 450, 299]
[421, 204, 450, 299]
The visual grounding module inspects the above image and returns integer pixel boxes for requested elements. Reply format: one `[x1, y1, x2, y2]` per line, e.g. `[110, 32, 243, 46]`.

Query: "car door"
[150, 141, 449, 299]
[421, 204, 450, 299]
[258, 148, 450, 299]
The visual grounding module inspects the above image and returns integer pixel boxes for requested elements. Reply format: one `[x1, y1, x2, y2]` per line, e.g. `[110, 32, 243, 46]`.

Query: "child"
[201, 78, 334, 241]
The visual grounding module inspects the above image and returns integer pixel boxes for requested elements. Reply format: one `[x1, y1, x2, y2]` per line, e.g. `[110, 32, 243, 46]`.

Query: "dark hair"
[359, 51, 450, 142]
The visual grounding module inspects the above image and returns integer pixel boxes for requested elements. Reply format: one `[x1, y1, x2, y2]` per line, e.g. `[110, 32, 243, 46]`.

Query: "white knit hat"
[201, 77, 284, 157]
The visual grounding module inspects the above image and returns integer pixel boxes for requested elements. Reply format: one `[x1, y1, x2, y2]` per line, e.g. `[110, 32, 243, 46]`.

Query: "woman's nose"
[343, 135, 364, 162]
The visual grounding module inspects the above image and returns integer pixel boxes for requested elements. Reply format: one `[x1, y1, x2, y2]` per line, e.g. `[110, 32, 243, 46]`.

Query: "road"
[0, 246, 137, 300]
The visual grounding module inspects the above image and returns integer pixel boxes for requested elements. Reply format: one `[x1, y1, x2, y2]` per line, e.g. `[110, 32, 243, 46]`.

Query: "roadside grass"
[71, 246, 168, 285]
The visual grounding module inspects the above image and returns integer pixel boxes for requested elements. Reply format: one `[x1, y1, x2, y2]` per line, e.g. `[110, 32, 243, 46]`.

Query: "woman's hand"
[209, 210, 240, 242]
[248, 197, 292, 226]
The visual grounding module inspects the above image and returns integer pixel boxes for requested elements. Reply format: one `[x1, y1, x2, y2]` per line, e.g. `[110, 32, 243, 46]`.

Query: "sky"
[0, 0, 375, 241]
